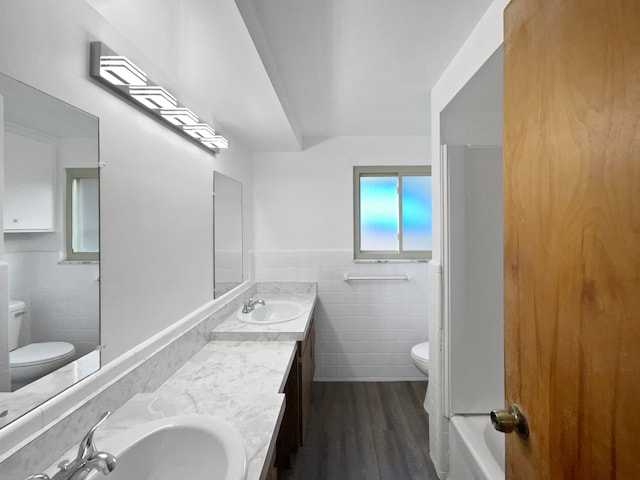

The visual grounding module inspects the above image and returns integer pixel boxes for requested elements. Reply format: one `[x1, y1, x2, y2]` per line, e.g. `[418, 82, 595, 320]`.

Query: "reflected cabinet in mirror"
[0, 72, 100, 428]
[213, 172, 242, 298]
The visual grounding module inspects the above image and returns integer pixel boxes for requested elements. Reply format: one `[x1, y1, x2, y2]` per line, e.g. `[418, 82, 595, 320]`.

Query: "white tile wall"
[5, 251, 99, 358]
[254, 250, 429, 381]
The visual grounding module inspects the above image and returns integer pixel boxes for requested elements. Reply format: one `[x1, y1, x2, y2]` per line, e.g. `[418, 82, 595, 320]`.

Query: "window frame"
[353, 165, 432, 261]
[65, 167, 99, 262]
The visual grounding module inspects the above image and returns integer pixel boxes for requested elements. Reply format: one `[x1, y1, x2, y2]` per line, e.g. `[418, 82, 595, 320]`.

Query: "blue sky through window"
[360, 176, 398, 251]
[402, 175, 432, 251]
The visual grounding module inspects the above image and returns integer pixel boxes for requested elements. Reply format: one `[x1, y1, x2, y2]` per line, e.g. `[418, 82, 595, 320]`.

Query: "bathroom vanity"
[1, 283, 316, 480]
[211, 285, 317, 475]
[47, 286, 316, 480]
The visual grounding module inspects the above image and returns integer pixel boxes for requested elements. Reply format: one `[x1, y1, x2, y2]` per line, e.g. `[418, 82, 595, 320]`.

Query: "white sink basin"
[85, 415, 247, 480]
[236, 301, 304, 324]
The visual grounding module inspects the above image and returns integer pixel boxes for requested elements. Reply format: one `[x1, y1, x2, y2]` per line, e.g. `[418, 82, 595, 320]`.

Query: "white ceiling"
[87, 0, 494, 151]
[241, 0, 495, 141]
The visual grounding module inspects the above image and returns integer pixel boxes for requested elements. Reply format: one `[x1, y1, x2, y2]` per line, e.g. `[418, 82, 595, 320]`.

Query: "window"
[66, 168, 99, 261]
[354, 165, 432, 260]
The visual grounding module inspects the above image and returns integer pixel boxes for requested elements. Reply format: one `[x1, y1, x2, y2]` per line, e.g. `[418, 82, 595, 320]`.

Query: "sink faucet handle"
[77, 411, 111, 460]
[241, 300, 250, 313]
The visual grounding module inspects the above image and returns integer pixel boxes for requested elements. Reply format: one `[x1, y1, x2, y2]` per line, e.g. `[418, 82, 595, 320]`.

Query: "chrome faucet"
[241, 297, 265, 313]
[25, 412, 117, 480]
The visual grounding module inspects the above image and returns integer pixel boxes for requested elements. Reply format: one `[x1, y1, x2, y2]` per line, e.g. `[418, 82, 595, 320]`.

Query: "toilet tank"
[8, 300, 26, 351]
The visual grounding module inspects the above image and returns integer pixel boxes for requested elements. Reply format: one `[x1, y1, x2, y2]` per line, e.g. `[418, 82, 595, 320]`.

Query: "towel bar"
[343, 273, 409, 281]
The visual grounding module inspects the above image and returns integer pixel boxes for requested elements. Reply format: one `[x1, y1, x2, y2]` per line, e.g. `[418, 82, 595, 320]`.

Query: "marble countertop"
[156, 340, 297, 396]
[46, 341, 297, 480]
[210, 292, 317, 342]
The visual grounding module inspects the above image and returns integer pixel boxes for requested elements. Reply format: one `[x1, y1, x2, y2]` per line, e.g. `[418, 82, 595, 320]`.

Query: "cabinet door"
[276, 356, 299, 469]
[4, 130, 55, 232]
[300, 322, 315, 444]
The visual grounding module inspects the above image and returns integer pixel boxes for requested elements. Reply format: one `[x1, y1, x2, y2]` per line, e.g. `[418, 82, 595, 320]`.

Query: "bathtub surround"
[444, 144, 504, 415]
[254, 251, 428, 380]
[428, 0, 509, 477]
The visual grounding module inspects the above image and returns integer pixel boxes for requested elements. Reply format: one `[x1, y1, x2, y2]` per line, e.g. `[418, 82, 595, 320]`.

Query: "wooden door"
[503, 0, 640, 478]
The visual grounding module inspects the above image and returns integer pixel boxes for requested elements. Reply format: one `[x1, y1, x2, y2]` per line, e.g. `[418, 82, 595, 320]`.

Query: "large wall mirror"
[213, 172, 242, 298]
[0, 73, 100, 427]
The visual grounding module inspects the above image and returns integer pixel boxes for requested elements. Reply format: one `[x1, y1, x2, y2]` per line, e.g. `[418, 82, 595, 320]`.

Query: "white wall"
[0, 0, 254, 364]
[253, 136, 429, 249]
[442, 112, 503, 147]
[253, 136, 430, 380]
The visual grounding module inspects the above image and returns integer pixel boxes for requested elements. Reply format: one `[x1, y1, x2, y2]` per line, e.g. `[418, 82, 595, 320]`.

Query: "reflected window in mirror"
[66, 168, 99, 261]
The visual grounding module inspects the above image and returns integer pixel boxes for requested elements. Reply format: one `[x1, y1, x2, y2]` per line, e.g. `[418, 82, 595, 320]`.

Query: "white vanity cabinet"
[3, 129, 55, 232]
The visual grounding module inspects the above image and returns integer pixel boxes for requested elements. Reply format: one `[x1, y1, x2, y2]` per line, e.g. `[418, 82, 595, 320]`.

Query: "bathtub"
[450, 415, 505, 480]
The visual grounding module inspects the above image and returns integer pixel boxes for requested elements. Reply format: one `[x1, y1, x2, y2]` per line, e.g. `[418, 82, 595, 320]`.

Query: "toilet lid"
[411, 342, 430, 361]
[10, 342, 75, 367]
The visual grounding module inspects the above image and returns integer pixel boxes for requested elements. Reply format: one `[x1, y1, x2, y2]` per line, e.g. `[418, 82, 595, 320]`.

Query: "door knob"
[490, 404, 529, 439]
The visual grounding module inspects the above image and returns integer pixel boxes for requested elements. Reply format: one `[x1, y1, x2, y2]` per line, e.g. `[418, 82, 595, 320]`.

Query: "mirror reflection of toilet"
[8, 300, 76, 391]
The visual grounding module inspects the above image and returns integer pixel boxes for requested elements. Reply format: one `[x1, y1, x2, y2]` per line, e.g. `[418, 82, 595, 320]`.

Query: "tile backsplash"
[254, 250, 429, 380]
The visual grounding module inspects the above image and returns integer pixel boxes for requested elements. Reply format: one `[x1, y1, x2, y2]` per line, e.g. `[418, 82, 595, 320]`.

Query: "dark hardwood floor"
[280, 381, 439, 480]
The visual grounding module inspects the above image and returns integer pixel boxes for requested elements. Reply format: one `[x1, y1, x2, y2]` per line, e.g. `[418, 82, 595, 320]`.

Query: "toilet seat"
[411, 342, 429, 362]
[10, 342, 75, 367]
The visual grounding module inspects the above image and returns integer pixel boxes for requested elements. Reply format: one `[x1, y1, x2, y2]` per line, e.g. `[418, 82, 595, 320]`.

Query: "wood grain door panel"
[504, 0, 640, 478]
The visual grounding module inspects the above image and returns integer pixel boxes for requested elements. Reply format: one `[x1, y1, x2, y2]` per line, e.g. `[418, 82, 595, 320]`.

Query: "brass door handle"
[490, 404, 529, 439]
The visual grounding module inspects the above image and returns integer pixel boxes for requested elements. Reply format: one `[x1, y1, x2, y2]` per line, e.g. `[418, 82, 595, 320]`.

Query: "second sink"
[236, 301, 304, 324]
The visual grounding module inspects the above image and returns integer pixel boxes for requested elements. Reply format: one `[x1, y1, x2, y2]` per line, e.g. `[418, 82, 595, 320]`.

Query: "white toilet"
[9, 300, 76, 391]
[411, 341, 430, 378]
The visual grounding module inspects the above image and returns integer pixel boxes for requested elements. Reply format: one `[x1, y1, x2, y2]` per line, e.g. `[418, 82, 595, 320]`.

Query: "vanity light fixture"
[203, 136, 230, 149]
[160, 108, 200, 126]
[99, 55, 147, 86]
[89, 41, 229, 154]
[183, 124, 217, 140]
[129, 86, 177, 110]
[183, 124, 230, 150]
